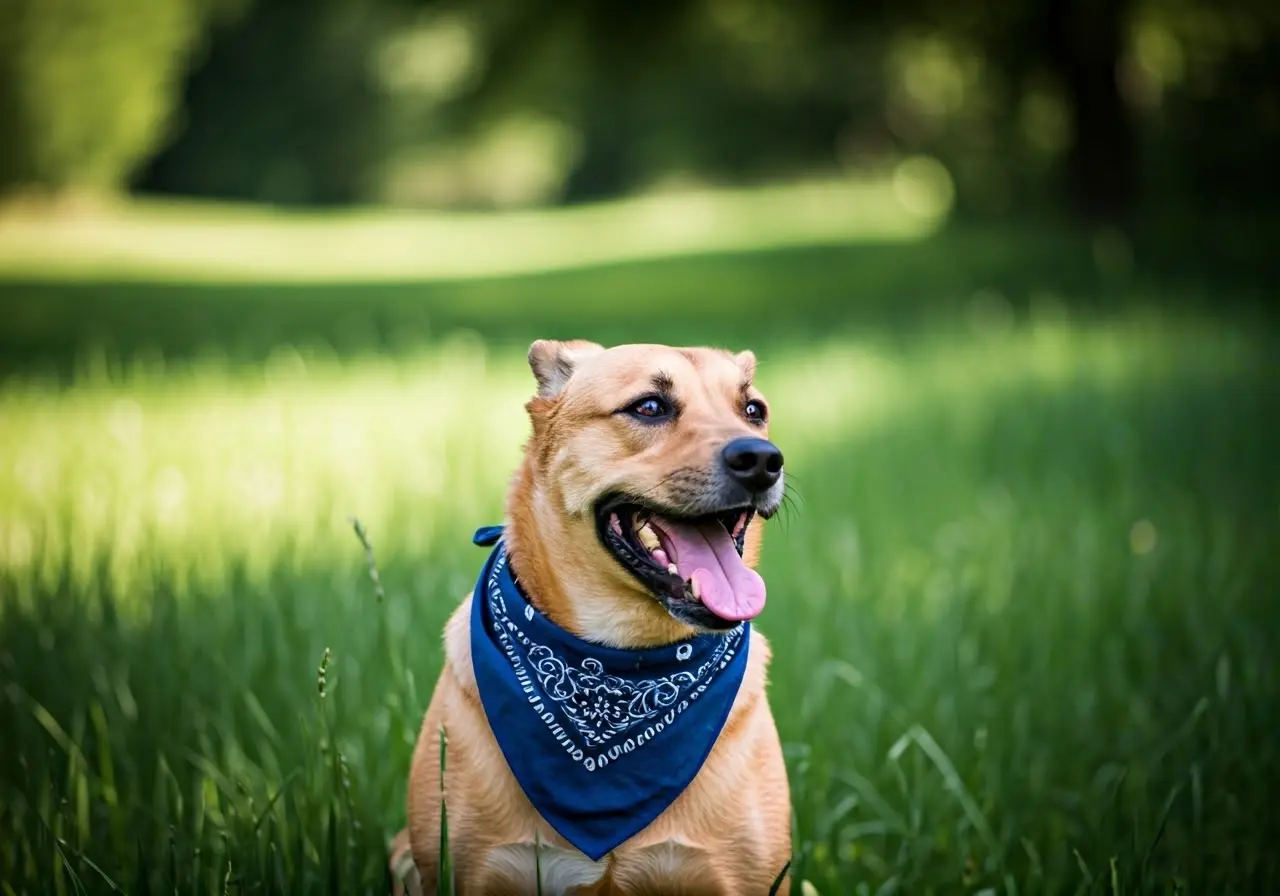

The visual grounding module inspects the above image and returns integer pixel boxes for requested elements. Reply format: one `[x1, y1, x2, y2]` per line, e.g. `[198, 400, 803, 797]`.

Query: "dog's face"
[521, 340, 784, 632]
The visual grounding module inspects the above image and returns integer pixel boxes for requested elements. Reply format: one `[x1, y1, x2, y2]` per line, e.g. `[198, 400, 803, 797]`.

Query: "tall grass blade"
[768, 858, 792, 896]
[438, 725, 452, 896]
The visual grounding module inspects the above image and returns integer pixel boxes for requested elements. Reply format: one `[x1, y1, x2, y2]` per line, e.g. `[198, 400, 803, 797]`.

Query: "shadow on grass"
[2, 226, 1276, 382]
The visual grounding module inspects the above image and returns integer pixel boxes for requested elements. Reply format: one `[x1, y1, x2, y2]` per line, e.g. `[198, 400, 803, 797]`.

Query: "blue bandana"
[468, 525, 751, 861]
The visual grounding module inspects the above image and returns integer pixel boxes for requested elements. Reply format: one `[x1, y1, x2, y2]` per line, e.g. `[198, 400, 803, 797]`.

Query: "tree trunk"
[1042, 0, 1137, 223]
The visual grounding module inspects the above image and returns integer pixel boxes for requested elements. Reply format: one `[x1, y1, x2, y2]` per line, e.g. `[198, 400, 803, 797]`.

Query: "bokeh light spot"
[1130, 519, 1158, 555]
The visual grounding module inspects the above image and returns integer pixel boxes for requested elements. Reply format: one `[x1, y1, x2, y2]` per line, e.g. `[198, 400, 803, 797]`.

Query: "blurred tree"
[0, 0, 239, 197]
[133, 0, 415, 205]
[7, 0, 1276, 225]
[1040, 0, 1136, 221]
[1133, 0, 1280, 215]
[447, 0, 884, 202]
[445, 0, 1280, 224]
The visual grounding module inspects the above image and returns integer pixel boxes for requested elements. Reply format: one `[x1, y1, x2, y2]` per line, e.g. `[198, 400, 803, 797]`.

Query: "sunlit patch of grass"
[0, 335, 531, 612]
[1, 311, 1278, 893]
[0, 171, 948, 284]
[1, 314, 1252, 608]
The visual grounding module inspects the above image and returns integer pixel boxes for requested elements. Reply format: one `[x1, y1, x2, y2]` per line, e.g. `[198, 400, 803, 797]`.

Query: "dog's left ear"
[733, 349, 757, 381]
[528, 339, 604, 398]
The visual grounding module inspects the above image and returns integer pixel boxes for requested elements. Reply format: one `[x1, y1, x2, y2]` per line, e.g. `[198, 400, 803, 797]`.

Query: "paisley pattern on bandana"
[468, 527, 751, 860]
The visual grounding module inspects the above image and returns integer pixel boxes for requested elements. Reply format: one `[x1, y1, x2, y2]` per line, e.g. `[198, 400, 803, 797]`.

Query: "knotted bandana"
[468, 525, 751, 861]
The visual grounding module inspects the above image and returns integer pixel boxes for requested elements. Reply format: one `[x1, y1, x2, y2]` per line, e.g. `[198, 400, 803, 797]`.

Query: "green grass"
[1, 206, 1278, 894]
[1, 187, 1273, 379]
[0, 172, 949, 284]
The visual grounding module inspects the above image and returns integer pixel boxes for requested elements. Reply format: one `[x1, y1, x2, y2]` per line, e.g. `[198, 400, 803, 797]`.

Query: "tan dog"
[390, 340, 792, 895]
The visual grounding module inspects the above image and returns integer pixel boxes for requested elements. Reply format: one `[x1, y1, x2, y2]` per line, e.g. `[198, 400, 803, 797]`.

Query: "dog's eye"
[744, 399, 767, 424]
[627, 396, 672, 420]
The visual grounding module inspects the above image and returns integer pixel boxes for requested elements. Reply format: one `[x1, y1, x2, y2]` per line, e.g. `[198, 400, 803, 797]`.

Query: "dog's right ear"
[527, 339, 604, 398]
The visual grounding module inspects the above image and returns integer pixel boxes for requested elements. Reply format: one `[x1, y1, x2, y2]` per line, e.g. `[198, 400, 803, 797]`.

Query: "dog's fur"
[391, 341, 791, 895]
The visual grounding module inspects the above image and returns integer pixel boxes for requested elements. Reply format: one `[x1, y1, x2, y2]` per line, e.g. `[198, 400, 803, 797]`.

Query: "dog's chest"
[481, 839, 716, 894]
[482, 842, 608, 893]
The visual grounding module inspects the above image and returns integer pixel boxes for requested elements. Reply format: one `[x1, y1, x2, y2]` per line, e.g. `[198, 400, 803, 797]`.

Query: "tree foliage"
[0, 0, 227, 195]
[136, 0, 414, 206]
[3, 0, 1278, 222]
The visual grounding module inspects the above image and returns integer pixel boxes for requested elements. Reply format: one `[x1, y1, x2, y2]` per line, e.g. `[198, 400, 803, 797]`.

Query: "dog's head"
[505, 339, 784, 645]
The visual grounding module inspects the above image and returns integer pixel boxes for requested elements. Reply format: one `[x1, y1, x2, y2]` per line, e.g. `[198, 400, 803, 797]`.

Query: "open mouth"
[594, 496, 766, 630]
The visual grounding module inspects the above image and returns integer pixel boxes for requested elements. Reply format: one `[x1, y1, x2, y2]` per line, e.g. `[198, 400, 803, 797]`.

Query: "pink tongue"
[652, 516, 766, 621]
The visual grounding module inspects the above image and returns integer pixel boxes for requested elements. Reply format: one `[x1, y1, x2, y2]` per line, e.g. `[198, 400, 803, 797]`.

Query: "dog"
[390, 340, 792, 895]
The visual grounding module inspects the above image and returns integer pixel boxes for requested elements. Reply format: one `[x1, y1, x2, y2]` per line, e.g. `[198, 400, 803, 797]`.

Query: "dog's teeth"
[610, 514, 623, 537]
[637, 525, 660, 551]
[690, 577, 701, 599]
[667, 562, 678, 575]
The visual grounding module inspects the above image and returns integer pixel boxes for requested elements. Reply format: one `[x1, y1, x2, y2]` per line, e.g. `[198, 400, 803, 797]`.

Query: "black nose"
[721, 437, 784, 492]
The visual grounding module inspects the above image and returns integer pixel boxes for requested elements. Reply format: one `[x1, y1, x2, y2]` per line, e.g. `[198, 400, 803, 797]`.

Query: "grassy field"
[1, 197, 1278, 894]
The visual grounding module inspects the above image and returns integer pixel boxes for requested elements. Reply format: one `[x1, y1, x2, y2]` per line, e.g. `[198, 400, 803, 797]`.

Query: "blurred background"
[1, 0, 1278, 893]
